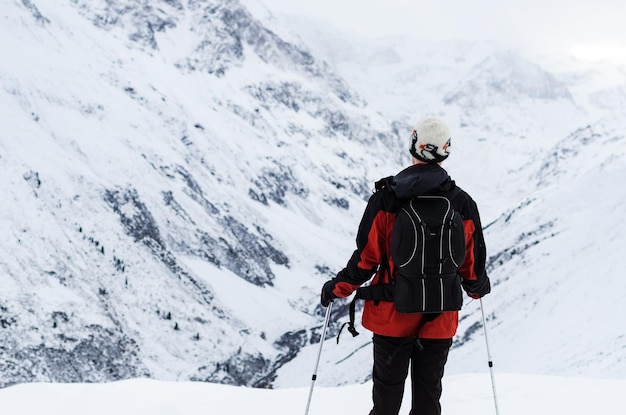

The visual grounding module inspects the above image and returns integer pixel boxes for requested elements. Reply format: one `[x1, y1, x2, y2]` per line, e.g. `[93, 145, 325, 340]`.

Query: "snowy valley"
[1, 0, 625, 395]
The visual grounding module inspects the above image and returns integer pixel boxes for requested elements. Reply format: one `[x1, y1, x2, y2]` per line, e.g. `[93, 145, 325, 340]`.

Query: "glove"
[320, 279, 337, 307]
[462, 276, 491, 299]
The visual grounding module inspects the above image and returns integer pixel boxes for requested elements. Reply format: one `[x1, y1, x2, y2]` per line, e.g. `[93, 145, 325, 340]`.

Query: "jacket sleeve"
[458, 196, 491, 297]
[331, 192, 387, 298]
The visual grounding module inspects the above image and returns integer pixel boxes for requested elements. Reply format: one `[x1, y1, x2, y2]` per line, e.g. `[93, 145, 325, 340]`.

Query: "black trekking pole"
[479, 298, 501, 415]
[304, 301, 333, 415]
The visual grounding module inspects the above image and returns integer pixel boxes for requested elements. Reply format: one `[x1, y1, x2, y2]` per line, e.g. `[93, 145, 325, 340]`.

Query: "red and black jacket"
[331, 163, 490, 338]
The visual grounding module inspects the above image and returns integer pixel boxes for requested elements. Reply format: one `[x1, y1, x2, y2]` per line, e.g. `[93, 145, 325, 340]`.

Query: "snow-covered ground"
[0, 374, 624, 415]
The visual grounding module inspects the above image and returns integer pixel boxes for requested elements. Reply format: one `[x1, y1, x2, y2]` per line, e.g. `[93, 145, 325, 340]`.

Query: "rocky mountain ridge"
[1, 0, 625, 389]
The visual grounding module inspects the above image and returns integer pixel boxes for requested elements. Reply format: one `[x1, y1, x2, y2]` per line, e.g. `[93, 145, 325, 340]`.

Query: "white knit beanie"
[409, 117, 451, 163]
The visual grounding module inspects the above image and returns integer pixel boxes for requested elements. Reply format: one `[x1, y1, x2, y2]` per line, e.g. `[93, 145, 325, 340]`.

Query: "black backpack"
[390, 191, 466, 313]
[341, 186, 466, 340]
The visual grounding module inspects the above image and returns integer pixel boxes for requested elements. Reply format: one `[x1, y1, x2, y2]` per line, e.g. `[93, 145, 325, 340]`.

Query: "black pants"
[369, 335, 452, 415]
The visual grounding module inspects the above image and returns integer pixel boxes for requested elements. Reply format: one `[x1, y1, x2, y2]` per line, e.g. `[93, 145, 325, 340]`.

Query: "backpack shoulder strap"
[445, 183, 462, 201]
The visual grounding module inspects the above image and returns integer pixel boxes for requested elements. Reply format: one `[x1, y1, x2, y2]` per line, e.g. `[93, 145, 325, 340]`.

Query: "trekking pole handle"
[304, 302, 333, 415]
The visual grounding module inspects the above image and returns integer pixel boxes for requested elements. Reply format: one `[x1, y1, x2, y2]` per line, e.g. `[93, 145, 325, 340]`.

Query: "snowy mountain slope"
[589, 85, 626, 113]
[3, 0, 626, 390]
[253, 19, 596, 219]
[0, 0, 401, 388]
[275, 116, 626, 386]
[273, 122, 626, 388]
[261, 11, 626, 386]
[444, 50, 574, 105]
[449, 120, 626, 378]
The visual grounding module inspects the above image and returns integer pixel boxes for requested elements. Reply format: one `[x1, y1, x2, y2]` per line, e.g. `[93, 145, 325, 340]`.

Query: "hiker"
[320, 117, 491, 415]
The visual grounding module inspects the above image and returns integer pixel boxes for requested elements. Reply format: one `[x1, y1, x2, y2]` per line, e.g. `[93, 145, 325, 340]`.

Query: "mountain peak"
[444, 50, 573, 107]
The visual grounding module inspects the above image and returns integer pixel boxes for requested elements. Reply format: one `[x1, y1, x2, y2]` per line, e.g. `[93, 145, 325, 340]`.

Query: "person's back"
[321, 117, 491, 415]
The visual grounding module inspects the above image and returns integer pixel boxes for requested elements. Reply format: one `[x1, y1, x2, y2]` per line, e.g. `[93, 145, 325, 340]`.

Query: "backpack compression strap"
[339, 285, 441, 344]
[338, 283, 395, 343]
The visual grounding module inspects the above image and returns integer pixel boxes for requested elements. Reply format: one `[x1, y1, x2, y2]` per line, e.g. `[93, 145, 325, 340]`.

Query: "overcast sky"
[255, 0, 626, 63]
